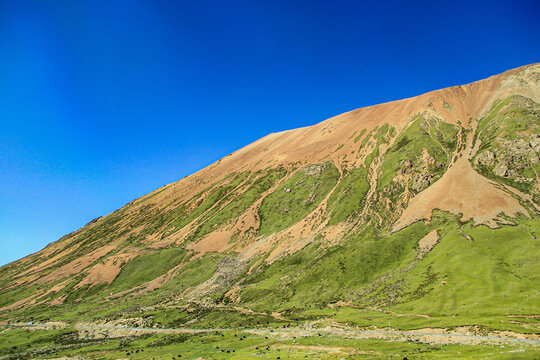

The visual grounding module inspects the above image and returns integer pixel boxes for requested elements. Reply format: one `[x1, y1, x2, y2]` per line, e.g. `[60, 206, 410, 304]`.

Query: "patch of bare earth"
[417, 230, 439, 259]
[0, 280, 70, 312]
[187, 230, 232, 258]
[74, 251, 145, 290]
[393, 156, 528, 231]
[35, 244, 118, 285]
[276, 344, 359, 355]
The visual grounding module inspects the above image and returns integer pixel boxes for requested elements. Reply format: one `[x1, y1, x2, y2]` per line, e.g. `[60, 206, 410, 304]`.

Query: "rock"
[425, 155, 436, 165]
[301, 164, 326, 177]
[412, 172, 433, 192]
[476, 151, 495, 166]
[503, 138, 535, 158]
[304, 191, 317, 204]
[507, 169, 526, 181]
[510, 155, 530, 169]
[529, 135, 540, 153]
[493, 163, 508, 177]
[399, 160, 414, 175]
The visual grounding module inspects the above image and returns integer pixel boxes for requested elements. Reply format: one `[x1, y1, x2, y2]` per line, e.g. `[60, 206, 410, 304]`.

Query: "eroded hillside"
[0, 64, 539, 334]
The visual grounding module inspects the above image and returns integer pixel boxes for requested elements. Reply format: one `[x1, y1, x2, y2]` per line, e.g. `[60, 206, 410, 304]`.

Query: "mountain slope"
[1, 64, 539, 334]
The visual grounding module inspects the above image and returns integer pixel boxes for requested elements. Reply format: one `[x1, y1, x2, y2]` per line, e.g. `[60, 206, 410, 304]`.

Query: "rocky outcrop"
[412, 172, 433, 192]
[186, 256, 248, 298]
[475, 135, 539, 185]
[493, 162, 509, 177]
[530, 135, 540, 152]
[399, 159, 414, 175]
[475, 150, 496, 167]
[301, 164, 326, 177]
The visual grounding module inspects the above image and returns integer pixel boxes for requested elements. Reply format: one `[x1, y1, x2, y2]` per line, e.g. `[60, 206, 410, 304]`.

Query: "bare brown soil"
[417, 230, 439, 259]
[393, 156, 528, 231]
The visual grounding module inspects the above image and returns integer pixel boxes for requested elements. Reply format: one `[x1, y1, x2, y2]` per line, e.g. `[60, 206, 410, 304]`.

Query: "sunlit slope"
[0, 64, 538, 333]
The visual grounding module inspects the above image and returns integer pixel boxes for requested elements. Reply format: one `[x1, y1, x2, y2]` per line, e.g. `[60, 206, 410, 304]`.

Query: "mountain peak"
[1, 65, 538, 341]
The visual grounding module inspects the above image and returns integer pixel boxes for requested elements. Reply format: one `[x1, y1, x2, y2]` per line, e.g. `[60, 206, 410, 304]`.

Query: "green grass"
[235, 211, 540, 334]
[2, 326, 538, 359]
[0, 211, 539, 357]
[0, 327, 69, 357]
[239, 222, 429, 312]
[375, 123, 389, 142]
[475, 97, 513, 143]
[392, 217, 540, 320]
[326, 167, 370, 225]
[1, 203, 538, 343]
[109, 248, 187, 291]
[158, 253, 221, 294]
[0, 283, 43, 308]
[473, 95, 540, 195]
[317, 213, 539, 333]
[164, 171, 251, 233]
[477, 96, 539, 146]
[378, 115, 455, 190]
[359, 126, 379, 150]
[258, 163, 340, 235]
[354, 128, 367, 143]
[429, 117, 459, 151]
[192, 167, 288, 240]
[7, 211, 536, 337]
[364, 142, 379, 168]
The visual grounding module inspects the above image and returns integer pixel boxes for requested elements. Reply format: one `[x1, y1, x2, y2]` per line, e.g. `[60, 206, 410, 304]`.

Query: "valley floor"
[1, 322, 539, 359]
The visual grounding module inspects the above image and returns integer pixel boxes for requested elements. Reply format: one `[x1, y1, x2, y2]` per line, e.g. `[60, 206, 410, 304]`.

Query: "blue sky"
[0, 0, 539, 266]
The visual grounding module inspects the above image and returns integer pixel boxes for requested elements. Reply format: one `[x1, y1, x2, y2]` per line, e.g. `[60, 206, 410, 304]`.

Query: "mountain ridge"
[0, 64, 538, 339]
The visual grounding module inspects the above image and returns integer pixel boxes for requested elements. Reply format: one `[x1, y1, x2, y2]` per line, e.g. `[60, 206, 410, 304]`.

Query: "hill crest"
[0, 64, 538, 332]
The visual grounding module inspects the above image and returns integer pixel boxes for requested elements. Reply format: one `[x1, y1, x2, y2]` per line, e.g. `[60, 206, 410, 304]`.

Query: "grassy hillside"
[0, 65, 539, 358]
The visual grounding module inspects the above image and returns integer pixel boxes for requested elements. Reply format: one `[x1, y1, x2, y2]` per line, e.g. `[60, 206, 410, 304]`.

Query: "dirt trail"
[247, 327, 540, 346]
[3, 323, 539, 346]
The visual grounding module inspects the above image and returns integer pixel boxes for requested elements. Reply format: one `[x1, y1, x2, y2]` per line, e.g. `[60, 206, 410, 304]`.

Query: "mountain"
[0, 64, 539, 336]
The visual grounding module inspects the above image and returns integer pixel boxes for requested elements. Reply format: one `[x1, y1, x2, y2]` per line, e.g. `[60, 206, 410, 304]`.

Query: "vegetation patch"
[109, 248, 187, 291]
[354, 128, 367, 143]
[326, 167, 370, 225]
[258, 163, 340, 235]
[191, 167, 288, 240]
[378, 115, 456, 190]
[473, 95, 540, 197]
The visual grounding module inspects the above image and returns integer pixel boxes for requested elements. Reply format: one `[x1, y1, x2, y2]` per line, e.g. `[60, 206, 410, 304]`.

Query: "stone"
[301, 164, 326, 177]
[529, 135, 540, 153]
[412, 172, 433, 192]
[493, 163, 508, 177]
[476, 150, 496, 166]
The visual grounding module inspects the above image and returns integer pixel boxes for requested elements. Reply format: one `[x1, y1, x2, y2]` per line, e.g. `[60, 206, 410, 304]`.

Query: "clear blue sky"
[0, 0, 539, 266]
